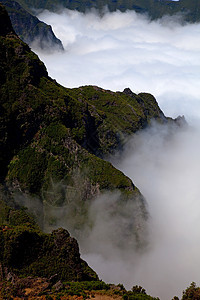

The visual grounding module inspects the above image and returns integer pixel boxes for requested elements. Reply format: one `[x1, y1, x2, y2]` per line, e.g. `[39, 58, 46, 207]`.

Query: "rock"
[123, 87, 135, 97]
[53, 280, 64, 291]
[174, 115, 187, 127]
[53, 228, 70, 248]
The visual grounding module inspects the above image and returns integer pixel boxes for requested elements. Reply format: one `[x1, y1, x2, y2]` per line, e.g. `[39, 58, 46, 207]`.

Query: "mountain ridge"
[0, 0, 64, 51]
[15, 0, 200, 22]
[0, 2, 151, 248]
[0, 4, 192, 299]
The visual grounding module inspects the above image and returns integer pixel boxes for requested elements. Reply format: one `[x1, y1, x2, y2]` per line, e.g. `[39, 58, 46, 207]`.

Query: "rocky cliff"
[0, 195, 97, 291]
[0, 0, 64, 51]
[0, 3, 176, 255]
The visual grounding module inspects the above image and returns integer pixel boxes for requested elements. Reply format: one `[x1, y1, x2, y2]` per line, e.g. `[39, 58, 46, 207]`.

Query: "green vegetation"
[182, 282, 200, 300]
[0, 3, 166, 203]
[0, 5, 196, 300]
[0, 3, 177, 255]
[122, 286, 159, 300]
[0, 197, 98, 281]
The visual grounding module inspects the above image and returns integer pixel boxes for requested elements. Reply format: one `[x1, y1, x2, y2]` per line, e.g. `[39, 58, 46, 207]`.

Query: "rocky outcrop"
[0, 4, 178, 252]
[0, 0, 64, 51]
[0, 200, 98, 282]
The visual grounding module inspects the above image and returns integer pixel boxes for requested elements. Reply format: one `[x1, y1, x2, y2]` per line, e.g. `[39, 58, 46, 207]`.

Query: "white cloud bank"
[34, 9, 200, 121]
[110, 122, 200, 299]
[32, 9, 200, 300]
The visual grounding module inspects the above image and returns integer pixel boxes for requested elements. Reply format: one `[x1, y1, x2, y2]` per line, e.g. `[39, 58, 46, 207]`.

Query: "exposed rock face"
[0, 4, 178, 253]
[0, 0, 64, 51]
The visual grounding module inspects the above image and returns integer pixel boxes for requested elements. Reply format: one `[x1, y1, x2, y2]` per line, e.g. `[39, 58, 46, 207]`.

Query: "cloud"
[31, 8, 200, 300]
[34, 9, 200, 121]
[108, 121, 200, 299]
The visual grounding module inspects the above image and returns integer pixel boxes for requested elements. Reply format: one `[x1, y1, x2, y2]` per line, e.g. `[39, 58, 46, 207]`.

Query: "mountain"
[14, 0, 200, 22]
[0, 196, 98, 281]
[0, 0, 64, 51]
[0, 0, 198, 54]
[0, 4, 190, 299]
[0, 0, 184, 252]
[0, 0, 174, 246]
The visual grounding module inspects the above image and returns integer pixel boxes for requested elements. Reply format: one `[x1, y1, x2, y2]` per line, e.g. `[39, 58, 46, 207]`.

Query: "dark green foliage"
[0, 5, 178, 258]
[62, 281, 109, 297]
[8, 208, 38, 227]
[66, 86, 168, 156]
[8, 147, 48, 193]
[0, 204, 98, 281]
[122, 285, 160, 300]
[0, 5, 167, 203]
[0, 2, 14, 35]
[182, 282, 200, 300]
[0, 199, 10, 224]
[3, 227, 42, 268]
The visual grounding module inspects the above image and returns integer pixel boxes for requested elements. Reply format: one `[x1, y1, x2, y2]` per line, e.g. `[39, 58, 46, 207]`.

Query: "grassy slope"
[0, 4, 167, 202]
[0, 2, 176, 252]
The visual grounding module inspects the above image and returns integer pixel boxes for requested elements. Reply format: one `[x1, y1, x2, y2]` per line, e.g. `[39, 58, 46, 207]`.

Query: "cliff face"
[0, 3, 173, 251]
[0, 0, 64, 51]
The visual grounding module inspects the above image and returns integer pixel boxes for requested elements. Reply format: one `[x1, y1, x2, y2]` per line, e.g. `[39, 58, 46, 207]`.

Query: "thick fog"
[31, 8, 200, 300]
[110, 122, 200, 299]
[34, 8, 200, 120]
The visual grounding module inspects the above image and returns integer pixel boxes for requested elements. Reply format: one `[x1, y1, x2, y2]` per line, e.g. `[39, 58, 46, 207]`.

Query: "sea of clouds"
[34, 8, 200, 121]
[32, 9, 200, 299]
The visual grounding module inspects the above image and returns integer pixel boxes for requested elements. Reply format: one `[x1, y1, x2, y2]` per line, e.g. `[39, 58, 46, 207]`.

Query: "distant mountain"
[15, 0, 200, 22]
[0, 0, 64, 51]
[1, 0, 198, 53]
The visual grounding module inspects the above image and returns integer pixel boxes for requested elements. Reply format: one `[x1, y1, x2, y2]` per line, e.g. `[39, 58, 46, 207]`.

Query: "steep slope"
[0, 196, 98, 282]
[15, 0, 200, 23]
[0, 0, 64, 51]
[0, 3, 175, 250]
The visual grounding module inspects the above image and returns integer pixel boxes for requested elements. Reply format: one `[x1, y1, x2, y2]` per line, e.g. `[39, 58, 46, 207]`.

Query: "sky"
[32, 8, 200, 300]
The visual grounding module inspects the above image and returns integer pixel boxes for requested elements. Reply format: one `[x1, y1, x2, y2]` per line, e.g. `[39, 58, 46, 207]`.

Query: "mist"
[34, 8, 200, 120]
[30, 8, 200, 300]
[109, 122, 200, 299]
